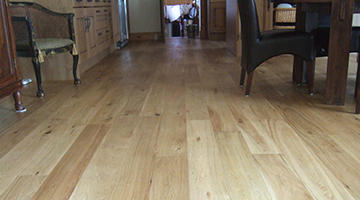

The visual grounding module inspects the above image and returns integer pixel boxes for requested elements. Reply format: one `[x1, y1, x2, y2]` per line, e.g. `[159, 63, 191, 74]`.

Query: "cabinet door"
[73, 8, 88, 63]
[86, 8, 98, 57]
[0, 0, 22, 99]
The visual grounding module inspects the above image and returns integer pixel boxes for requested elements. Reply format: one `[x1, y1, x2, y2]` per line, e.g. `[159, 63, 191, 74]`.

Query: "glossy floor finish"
[0, 38, 359, 199]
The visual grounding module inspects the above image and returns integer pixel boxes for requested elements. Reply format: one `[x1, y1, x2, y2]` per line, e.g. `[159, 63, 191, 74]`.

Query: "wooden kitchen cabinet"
[73, 8, 98, 63]
[94, 7, 111, 52]
[0, 0, 25, 112]
[73, 0, 114, 64]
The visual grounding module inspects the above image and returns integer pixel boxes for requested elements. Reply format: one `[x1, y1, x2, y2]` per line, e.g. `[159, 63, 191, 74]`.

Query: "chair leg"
[245, 72, 254, 96]
[356, 62, 360, 114]
[306, 60, 315, 95]
[72, 54, 81, 85]
[240, 67, 246, 87]
[31, 57, 45, 98]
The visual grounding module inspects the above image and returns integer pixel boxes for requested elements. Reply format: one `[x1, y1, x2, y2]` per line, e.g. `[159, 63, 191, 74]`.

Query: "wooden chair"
[237, 0, 315, 96]
[10, 2, 80, 98]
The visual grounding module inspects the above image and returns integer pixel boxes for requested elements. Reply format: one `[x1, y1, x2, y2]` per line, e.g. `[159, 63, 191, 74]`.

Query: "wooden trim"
[200, 0, 208, 39]
[129, 32, 163, 41]
[160, 0, 165, 42]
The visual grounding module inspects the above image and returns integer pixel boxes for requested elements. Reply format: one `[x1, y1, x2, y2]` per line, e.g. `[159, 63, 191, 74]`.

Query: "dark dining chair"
[237, 0, 315, 96]
[311, 27, 360, 114]
[10, 2, 81, 98]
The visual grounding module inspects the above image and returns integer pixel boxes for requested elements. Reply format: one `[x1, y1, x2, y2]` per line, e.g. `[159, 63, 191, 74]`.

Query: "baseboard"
[129, 32, 163, 41]
[209, 33, 226, 41]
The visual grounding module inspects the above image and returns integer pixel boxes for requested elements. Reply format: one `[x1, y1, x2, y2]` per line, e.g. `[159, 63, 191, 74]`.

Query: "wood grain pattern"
[0, 39, 360, 199]
[31, 124, 109, 200]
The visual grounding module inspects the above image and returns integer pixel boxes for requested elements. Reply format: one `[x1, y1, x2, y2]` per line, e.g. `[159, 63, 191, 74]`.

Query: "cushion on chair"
[15, 38, 75, 53]
[36, 38, 77, 62]
[36, 38, 74, 51]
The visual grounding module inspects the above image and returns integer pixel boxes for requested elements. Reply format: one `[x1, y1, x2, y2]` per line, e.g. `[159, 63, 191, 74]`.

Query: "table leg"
[325, 0, 354, 105]
[293, 4, 306, 84]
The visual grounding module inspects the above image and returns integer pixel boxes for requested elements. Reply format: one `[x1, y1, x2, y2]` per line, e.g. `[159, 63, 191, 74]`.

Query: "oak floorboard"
[31, 124, 109, 200]
[252, 60, 360, 198]
[109, 117, 160, 199]
[69, 115, 139, 200]
[214, 131, 272, 199]
[268, 119, 355, 199]
[187, 120, 230, 200]
[0, 175, 47, 200]
[253, 154, 313, 199]
[140, 63, 170, 116]
[1, 39, 360, 199]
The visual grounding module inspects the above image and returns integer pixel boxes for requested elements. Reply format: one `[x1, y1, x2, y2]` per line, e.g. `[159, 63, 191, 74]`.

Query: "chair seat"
[37, 38, 74, 50]
[16, 38, 74, 53]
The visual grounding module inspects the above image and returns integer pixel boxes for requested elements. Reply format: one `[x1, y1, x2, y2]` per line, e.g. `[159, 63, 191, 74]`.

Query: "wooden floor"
[0, 38, 360, 200]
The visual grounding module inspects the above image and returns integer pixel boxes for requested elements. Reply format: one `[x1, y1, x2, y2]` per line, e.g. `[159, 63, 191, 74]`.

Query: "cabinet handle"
[87, 18, 91, 28]
[95, 0, 100, 2]
[76, 0, 82, 2]
[84, 17, 89, 32]
[104, 9, 108, 12]
[96, 10, 101, 13]
[98, 33, 103, 36]
[106, 30, 109, 33]
[87, 0, 92, 2]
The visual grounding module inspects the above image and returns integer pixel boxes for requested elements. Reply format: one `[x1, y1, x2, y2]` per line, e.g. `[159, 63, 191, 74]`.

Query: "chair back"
[237, 0, 261, 46]
[10, 2, 72, 39]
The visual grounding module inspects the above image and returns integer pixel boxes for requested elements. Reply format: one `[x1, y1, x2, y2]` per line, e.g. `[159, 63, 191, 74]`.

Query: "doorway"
[160, 0, 207, 41]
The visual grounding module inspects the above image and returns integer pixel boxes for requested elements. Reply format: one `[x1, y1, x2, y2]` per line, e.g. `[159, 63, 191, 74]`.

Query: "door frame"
[159, 0, 208, 40]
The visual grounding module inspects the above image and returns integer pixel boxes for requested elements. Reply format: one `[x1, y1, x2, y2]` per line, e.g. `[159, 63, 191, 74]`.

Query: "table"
[282, 0, 355, 105]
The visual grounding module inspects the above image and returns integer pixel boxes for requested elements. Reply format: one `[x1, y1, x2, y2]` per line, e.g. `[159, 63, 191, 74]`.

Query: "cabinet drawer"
[94, 0, 111, 7]
[96, 29, 110, 44]
[72, 0, 84, 7]
[94, 8, 109, 30]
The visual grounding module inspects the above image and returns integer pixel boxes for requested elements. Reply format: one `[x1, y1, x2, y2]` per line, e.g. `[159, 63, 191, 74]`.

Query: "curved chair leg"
[31, 57, 45, 98]
[306, 60, 315, 95]
[245, 72, 254, 96]
[72, 54, 81, 85]
[240, 67, 246, 87]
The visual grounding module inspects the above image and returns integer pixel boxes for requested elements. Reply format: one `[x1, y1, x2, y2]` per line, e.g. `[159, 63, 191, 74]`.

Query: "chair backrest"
[237, 0, 261, 46]
[10, 2, 72, 39]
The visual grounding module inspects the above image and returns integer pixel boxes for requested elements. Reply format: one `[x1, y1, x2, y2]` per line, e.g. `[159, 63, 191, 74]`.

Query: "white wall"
[128, 0, 161, 33]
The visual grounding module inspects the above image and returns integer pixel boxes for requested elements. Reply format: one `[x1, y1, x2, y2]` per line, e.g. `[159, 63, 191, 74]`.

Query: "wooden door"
[0, 0, 24, 111]
[209, 0, 226, 40]
[73, 8, 88, 63]
[0, 0, 21, 91]
[86, 8, 98, 57]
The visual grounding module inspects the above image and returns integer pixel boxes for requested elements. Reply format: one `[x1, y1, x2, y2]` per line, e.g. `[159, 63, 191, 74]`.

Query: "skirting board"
[130, 32, 163, 41]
